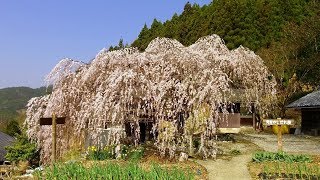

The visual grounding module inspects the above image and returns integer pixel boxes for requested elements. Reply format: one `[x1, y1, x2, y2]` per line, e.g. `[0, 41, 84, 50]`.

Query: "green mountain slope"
[0, 87, 48, 131]
[0, 87, 47, 110]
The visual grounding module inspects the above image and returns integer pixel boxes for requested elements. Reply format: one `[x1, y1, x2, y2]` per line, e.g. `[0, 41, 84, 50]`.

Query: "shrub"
[5, 120, 21, 137]
[5, 132, 39, 166]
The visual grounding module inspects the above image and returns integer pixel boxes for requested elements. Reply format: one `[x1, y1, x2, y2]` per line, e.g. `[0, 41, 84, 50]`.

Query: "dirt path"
[196, 154, 251, 180]
[195, 135, 261, 180]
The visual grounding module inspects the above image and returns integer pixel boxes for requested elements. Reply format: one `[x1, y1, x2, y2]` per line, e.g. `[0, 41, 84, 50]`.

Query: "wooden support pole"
[40, 115, 65, 164]
[52, 113, 57, 163]
[277, 125, 283, 151]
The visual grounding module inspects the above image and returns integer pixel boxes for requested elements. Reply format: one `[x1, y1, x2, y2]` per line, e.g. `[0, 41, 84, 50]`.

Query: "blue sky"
[0, 0, 211, 88]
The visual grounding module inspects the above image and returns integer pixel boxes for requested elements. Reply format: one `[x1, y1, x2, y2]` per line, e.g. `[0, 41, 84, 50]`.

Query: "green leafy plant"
[36, 161, 194, 179]
[5, 132, 39, 166]
[252, 151, 312, 163]
[260, 162, 320, 179]
[86, 145, 116, 160]
[127, 146, 145, 161]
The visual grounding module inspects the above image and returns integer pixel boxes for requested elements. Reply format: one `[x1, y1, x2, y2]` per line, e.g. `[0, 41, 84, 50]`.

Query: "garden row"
[35, 161, 194, 180]
[250, 151, 320, 179]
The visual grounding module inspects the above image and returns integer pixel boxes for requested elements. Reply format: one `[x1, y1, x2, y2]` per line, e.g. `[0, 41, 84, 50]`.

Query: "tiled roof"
[286, 90, 320, 108]
[0, 131, 15, 162]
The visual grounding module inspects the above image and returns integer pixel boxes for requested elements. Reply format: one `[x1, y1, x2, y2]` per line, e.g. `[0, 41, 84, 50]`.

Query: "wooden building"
[217, 102, 257, 134]
[286, 90, 320, 136]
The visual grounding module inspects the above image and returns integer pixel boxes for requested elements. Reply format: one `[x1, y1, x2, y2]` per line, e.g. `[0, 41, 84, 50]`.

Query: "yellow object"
[272, 125, 289, 134]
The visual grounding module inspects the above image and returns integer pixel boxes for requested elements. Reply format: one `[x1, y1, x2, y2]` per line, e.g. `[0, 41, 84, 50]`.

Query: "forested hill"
[129, 0, 320, 86]
[0, 87, 48, 111]
[132, 0, 315, 50]
[0, 87, 48, 131]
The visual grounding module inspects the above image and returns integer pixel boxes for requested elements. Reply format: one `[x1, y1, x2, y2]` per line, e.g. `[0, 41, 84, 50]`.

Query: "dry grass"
[140, 148, 208, 179]
[0, 161, 31, 180]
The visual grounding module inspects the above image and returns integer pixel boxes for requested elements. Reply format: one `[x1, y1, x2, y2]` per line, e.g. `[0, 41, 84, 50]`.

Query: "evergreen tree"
[5, 120, 21, 137]
[139, 24, 149, 39]
[108, 38, 127, 51]
[118, 38, 124, 49]
[5, 132, 39, 165]
[108, 45, 114, 51]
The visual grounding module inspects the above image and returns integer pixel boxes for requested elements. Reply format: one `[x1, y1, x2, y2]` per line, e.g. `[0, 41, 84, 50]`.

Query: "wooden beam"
[40, 117, 65, 125]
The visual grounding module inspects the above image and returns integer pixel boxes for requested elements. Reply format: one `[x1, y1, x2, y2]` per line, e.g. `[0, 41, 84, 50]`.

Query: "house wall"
[240, 115, 254, 126]
[217, 113, 241, 133]
[301, 108, 320, 134]
[218, 113, 241, 128]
